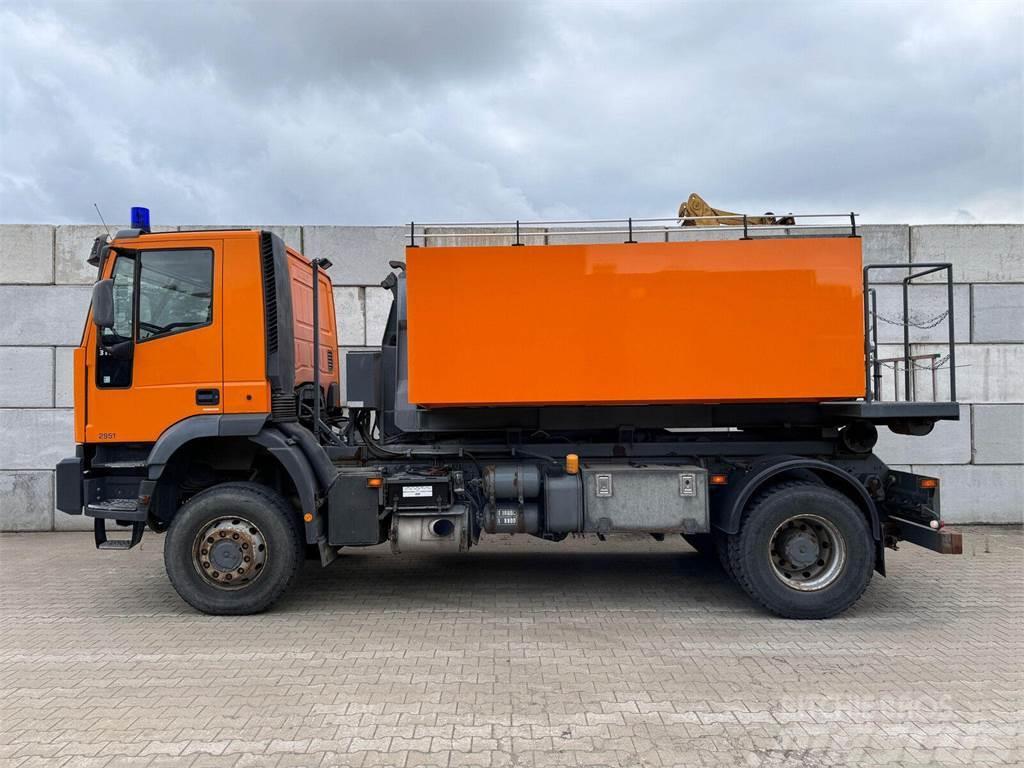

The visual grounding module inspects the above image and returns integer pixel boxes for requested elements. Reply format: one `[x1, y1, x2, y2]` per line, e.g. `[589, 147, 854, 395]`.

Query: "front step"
[86, 498, 144, 518]
[94, 518, 145, 550]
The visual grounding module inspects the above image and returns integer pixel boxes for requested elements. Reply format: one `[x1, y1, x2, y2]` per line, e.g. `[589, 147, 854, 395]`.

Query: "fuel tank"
[405, 237, 864, 407]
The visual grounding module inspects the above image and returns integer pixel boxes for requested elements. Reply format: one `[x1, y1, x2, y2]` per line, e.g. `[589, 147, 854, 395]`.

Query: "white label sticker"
[402, 485, 433, 498]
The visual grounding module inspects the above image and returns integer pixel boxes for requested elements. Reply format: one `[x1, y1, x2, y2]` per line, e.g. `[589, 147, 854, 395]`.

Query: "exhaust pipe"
[429, 518, 455, 537]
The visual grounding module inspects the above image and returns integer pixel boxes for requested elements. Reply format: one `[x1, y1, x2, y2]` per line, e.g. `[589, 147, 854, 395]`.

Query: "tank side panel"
[406, 237, 864, 406]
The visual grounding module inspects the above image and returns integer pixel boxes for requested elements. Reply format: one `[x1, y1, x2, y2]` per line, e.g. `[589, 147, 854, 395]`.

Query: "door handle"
[195, 388, 220, 405]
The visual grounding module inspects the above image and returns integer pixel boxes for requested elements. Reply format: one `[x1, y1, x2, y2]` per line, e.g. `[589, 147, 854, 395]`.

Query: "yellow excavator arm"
[678, 193, 795, 227]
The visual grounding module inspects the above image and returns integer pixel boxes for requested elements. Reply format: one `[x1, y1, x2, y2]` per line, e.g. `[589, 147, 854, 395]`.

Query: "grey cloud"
[0, 0, 1021, 226]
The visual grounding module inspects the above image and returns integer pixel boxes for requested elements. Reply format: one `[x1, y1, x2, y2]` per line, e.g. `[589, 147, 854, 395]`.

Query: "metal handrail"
[407, 212, 859, 246]
[420, 225, 852, 238]
[413, 213, 856, 227]
[863, 262, 957, 404]
[874, 354, 944, 402]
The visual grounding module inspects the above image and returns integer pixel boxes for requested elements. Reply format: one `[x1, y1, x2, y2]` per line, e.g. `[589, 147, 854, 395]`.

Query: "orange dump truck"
[56, 209, 962, 618]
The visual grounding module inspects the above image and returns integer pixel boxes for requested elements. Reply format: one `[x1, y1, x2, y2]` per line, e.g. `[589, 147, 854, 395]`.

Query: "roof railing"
[406, 213, 858, 246]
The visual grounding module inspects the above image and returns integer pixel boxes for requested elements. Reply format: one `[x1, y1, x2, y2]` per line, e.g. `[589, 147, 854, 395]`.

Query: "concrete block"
[54, 347, 75, 408]
[869, 283, 969, 344]
[365, 287, 393, 347]
[972, 284, 1024, 343]
[0, 286, 92, 346]
[0, 471, 54, 531]
[909, 464, 1023, 524]
[55, 224, 175, 284]
[972, 405, 1024, 465]
[0, 225, 54, 284]
[551, 226, 666, 244]
[0, 347, 54, 407]
[911, 225, 1024, 283]
[53, 512, 92, 530]
[178, 224, 302, 250]
[0, 409, 75, 470]
[665, 226, 737, 243]
[875, 412, 972, 466]
[304, 226, 407, 286]
[910, 343, 1024, 403]
[861, 225, 911, 276]
[333, 286, 365, 346]
[424, 226, 545, 248]
[55, 225, 107, 284]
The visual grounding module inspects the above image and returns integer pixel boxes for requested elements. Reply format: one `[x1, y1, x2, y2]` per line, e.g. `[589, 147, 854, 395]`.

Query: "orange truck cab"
[56, 207, 963, 618]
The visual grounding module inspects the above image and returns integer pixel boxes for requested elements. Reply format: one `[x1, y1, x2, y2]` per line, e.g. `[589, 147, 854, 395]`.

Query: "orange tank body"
[405, 237, 865, 407]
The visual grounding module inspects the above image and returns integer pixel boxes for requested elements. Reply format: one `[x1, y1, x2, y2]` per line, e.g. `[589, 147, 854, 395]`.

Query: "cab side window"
[137, 250, 214, 341]
[104, 255, 136, 345]
[96, 254, 136, 388]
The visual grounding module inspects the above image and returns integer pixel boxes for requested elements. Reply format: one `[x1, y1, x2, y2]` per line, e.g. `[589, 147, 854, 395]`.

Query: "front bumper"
[56, 455, 84, 515]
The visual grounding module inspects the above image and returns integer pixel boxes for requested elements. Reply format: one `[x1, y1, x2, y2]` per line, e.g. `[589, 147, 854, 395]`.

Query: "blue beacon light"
[131, 206, 151, 233]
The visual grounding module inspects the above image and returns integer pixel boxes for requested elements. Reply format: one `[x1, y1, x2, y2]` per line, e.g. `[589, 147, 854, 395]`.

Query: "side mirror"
[92, 279, 115, 329]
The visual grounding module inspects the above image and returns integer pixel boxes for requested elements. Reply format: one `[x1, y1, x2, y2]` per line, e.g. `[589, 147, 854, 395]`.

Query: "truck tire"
[727, 481, 873, 619]
[164, 482, 304, 615]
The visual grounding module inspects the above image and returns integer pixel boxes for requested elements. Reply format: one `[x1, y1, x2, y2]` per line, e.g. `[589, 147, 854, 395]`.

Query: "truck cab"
[57, 210, 963, 618]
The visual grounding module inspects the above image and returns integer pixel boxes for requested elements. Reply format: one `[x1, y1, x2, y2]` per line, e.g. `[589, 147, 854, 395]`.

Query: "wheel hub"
[778, 528, 819, 569]
[192, 517, 268, 589]
[209, 539, 243, 571]
[769, 514, 847, 592]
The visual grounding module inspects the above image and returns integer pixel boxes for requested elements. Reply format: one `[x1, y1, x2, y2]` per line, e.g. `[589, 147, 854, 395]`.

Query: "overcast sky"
[1, 0, 1021, 226]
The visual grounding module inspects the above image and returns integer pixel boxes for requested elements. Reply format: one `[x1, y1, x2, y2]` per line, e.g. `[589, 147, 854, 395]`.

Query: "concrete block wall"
[0, 224, 1020, 530]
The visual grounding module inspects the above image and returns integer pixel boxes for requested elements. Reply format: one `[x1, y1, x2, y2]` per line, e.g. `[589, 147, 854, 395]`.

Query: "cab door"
[86, 242, 224, 444]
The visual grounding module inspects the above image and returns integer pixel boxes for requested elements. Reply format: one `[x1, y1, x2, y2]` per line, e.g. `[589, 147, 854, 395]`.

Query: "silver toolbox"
[582, 465, 708, 533]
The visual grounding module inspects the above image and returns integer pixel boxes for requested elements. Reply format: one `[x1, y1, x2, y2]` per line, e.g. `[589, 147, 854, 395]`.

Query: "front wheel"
[727, 481, 874, 619]
[164, 482, 304, 615]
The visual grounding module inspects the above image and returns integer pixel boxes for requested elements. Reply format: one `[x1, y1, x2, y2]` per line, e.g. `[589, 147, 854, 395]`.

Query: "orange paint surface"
[406, 237, 865, 406]
[289, 248, 340, 398]
[82, 232, 227, 443]
[76, 229, 327, 445]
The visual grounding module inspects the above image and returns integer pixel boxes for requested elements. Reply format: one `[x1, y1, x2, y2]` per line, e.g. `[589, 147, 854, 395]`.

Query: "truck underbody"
[56, 214, 964, 619]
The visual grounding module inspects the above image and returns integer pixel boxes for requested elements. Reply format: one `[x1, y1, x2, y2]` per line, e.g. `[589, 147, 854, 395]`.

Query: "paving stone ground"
[0, 526, 1021, 767]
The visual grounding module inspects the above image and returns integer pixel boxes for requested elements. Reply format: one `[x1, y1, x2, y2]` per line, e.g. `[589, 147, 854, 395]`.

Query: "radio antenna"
[93, 203, 111, 237]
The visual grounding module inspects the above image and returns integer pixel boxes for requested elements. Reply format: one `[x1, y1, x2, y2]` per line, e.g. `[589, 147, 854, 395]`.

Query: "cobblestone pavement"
[0, 526, 1021, 768]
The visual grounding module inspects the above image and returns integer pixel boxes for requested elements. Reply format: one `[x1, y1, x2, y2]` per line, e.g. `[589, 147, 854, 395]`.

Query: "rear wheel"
[164, 482, 303, 615]
[727, 481, 873, 619]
